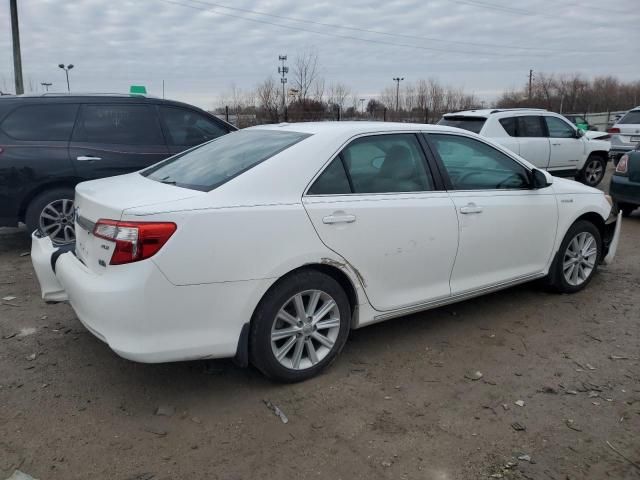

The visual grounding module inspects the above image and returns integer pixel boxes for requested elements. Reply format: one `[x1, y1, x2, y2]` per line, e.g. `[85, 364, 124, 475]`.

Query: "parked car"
[438, 108, 610, 187]
[608, 106, 640, 164]
[0, 93, 236, 244]
[31, 122, 621, 382]
[610, 146, 640, 217]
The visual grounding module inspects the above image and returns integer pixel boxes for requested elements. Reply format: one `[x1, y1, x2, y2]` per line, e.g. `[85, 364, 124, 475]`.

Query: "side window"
[73, 104, 163, 145]
[307, 158, 351, 195]
[499, 117, 516, 136]
[430, 134, 530, 190]
[545, 116, 576, 138]
[516, 116, 545, 137]
[342, 134, 433, 193]
[159, 106, 228, 147]
[1, 104, 78, 141]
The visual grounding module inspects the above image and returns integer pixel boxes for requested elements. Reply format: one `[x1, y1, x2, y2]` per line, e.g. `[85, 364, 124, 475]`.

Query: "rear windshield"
[437, 116, 486, 134]
[619, 110, 640, 125]
[143, 129, 310, 191]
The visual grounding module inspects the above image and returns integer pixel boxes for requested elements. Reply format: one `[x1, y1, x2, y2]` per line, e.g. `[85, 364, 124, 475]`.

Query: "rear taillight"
[615, 155, 629, 176]
[93, 219, 176, 265]
[608, 127, 620, 134]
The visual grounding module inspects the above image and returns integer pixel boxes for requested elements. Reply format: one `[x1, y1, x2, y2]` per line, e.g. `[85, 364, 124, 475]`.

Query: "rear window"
[143, 129, 310, 191]
[619, 110, 640, 125]
[437, 116, 486, 134]
[1, 104, 78, 141]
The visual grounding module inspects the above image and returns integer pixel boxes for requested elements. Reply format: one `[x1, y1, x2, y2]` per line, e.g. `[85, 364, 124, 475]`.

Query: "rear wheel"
[25, 188, 76, 245]
[546, 220, 601, 293]
[578, 154, 606, 187]
[250, 270, 351, 382]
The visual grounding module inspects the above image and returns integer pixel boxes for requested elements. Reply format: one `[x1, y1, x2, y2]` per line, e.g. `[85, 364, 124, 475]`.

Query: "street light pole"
[359, 98, 366, 113]
[393, 77, 404, 111]
[10, 0, 24, 94]
[41, 82, 52, 92]
[58, 64, 74, 92]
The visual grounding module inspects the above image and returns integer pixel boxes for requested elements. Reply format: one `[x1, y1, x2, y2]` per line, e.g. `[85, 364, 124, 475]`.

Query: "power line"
[160, 0, 565, 58]
[182, 0, 578, 53]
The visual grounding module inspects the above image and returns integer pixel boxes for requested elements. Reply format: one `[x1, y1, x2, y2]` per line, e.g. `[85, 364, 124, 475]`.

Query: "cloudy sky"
[1, 0, 639, 109]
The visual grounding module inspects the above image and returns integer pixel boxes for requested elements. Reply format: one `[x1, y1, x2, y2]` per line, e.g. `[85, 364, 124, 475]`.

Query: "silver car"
[609, 107, 640, 164]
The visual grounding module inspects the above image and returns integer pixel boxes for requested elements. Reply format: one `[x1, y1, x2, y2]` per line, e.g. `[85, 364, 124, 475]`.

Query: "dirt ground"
[1, 170, 639, 480]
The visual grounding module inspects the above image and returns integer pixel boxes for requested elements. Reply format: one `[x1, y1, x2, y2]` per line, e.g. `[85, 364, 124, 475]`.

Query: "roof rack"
[40, 92, 153, 98]
[489, 108, 548, 113]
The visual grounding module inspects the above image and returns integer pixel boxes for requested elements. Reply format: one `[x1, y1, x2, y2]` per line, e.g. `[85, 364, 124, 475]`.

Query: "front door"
[303, 133, 459, 312]
[69, 103, 169, 180]
[426, 132, 558, 295]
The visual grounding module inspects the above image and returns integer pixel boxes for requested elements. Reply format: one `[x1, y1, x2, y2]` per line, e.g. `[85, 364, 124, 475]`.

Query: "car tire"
[25, 188, 76, 245]
[578, 154, 606, 187]
[618, 202, 637, 217]
[546, 220, 602, 294]
[249, 269, 351, 382]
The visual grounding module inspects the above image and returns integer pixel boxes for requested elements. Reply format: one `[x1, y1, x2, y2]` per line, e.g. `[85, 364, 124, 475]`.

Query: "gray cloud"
[1, 0, 638, 108]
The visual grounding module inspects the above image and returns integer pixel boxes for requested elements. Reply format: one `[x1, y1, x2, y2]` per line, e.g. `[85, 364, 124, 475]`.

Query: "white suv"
[438, 108, 610, 186]
[608, 106, 640, 164]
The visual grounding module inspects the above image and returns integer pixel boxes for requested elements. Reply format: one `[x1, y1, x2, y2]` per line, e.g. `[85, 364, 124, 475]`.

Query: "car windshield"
[143, 129, 311, 191]
[619, 110, 640, 124]
[437, 116, 486, 134]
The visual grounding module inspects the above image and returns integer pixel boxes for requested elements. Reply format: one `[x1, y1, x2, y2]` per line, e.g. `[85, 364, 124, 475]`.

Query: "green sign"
[129, 85, 147, 95]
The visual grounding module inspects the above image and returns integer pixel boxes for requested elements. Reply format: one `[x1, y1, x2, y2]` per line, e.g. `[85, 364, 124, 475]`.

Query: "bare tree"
[326, 82, 352, 111]
[292, 49, 320, 102]
[256, 77, 281, 122]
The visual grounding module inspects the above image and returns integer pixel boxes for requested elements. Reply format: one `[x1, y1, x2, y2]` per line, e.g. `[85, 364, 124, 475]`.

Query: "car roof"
[0, 92, 203, 110]
[250, 121, 463, 136]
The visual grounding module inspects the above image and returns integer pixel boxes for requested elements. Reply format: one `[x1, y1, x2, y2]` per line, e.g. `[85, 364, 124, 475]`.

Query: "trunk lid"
[73, 173, 203, 272]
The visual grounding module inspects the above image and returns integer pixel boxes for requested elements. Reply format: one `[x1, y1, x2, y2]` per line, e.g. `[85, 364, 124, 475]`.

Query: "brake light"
[93, 219, 176, 265]
[615, 155, 629, 175]
[607, 127, 620, 134]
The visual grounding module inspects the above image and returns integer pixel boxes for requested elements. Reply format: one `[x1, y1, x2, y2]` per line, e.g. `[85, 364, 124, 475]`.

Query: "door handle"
[76, 155, 102, 161]
[459, 203, 483, 214]
[322, 213, 356, 224]
[551, 143, 561, 146]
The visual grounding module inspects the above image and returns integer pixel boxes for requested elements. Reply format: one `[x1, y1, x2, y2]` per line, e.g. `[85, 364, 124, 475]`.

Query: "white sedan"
[31, 122, 622, 382]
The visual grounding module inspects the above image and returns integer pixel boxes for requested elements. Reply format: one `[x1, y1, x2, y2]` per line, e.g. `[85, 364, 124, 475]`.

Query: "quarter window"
[430, 134, 530, 190]
[545, 116, 576, 138]
[73, 104, 164, 145]
[499, 117, 516, 136]
[159, 106, 228, 146]
[309, 134, 434, 194]
[1, 104, 78, 141]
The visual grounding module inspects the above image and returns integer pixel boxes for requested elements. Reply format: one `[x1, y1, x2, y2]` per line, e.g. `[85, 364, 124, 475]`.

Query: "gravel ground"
[1, 170, 639, 480]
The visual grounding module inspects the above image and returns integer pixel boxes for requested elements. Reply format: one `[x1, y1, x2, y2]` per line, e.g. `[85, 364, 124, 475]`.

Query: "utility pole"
[528, 69, 533, 100]
[41, 82, 52, 92]
[10, 0, 24, 95]
[393, 77, 404, 111]
[162, 80, 165, 99]
[278, 55, 288, 121]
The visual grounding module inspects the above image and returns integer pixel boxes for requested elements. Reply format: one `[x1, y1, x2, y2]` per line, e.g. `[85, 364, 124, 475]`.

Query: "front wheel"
[250, 270, 351, 382]
[545, 220, 602, 293]
[578, 155, 606, 187]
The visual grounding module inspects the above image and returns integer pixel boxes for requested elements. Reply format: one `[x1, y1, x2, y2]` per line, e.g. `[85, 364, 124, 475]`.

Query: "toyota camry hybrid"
[31, 122, 622, 382]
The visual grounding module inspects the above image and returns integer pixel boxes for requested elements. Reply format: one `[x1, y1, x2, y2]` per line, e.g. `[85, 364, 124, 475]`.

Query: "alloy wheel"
[39, 198, 75, 244]
[584, 159, 604, 185]
[270, 289, 341, 370]
[563, 231, 597, 286]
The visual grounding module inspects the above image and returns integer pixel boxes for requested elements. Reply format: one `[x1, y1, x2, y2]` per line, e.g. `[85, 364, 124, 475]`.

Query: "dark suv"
[0, 93, 235, 243]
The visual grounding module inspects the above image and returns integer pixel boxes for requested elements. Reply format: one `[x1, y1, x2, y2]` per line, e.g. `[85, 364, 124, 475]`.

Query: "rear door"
[303, 133, 459, 312]
[544, 115, 584, 172]
[158, 105, 230, 155]
[514, 115, 551, 169]
[69, 103, 169, 180]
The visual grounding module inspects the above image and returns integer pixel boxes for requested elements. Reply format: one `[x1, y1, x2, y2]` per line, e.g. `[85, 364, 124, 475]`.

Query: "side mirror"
[532, 169, 551, 189]
[575, 129, 584, 138]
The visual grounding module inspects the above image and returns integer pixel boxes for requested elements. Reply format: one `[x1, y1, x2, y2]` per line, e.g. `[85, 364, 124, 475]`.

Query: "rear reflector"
[93, 219, 176, 265]
[607, 127, 620, 134]
[615, 155, 629, 175]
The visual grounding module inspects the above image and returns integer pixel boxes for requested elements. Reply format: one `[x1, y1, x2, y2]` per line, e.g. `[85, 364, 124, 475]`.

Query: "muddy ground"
[1, 170, 638, 480]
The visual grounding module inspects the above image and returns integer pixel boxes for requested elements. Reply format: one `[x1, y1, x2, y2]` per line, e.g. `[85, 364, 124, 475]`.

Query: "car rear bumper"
[31, 232, 270, 363]
[610, 175, 640, 205]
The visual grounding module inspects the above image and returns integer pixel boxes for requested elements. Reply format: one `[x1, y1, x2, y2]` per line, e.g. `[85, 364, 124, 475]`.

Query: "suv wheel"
[25, 188, 76, 245]
[578, 154, 606, 187]
[250, 270, 351, 382]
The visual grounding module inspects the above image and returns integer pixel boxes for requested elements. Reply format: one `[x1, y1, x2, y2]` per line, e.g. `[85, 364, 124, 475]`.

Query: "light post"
[359, 98, 366, 114]
[41, 82, 52, 92]
[393, 77, 404, 111]
[58, 64, 74, 92]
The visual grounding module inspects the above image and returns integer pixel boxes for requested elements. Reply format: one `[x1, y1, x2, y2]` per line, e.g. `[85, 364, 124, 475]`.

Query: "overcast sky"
[1, 0, 639, 109]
